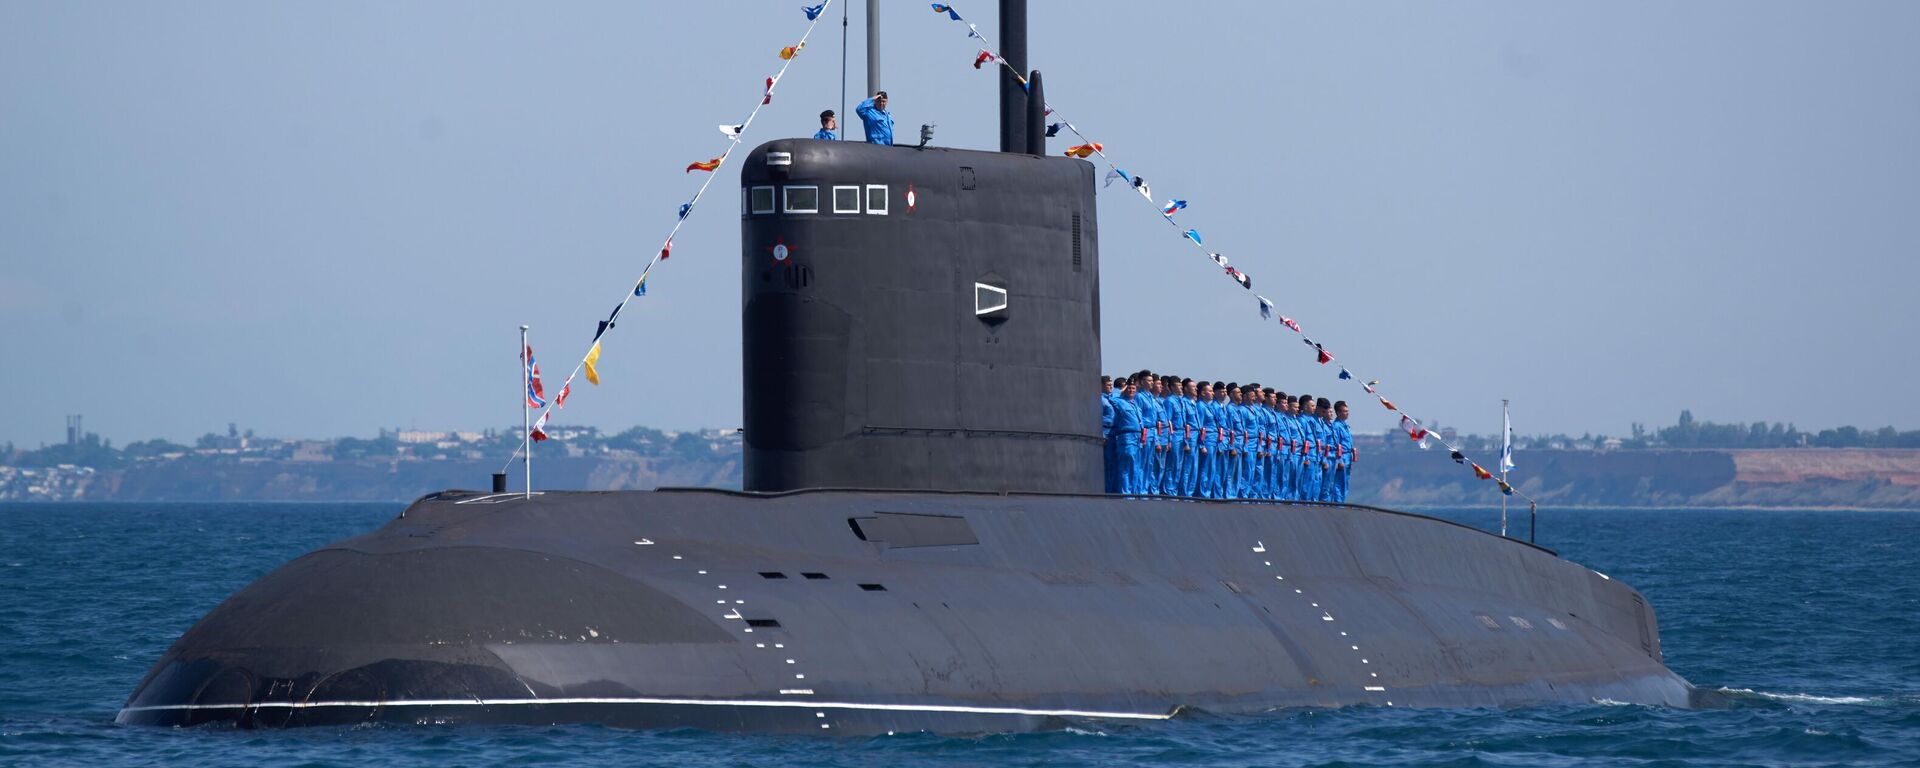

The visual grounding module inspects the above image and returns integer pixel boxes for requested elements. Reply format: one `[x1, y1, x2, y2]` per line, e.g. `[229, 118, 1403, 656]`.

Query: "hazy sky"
[4, 1, 1918, 448]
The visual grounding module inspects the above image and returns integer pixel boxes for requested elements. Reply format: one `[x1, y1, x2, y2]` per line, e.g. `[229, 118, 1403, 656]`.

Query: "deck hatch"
[847, 512, 980, 548]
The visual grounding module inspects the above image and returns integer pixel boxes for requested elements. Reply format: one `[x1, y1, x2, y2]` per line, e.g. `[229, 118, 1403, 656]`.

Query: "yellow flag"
[584, 341, 602, 385]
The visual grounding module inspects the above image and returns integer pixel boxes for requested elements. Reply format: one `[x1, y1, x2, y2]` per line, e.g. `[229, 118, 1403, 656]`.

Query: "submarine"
[119, 2, 1692, 734]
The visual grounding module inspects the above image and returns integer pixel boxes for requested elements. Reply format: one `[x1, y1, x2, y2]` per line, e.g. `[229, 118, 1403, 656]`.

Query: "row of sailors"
[1101, 372, 1355, 502]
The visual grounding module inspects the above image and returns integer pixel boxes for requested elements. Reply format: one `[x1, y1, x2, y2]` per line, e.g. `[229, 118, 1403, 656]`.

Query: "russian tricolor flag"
[1161, 199, 1187, 216]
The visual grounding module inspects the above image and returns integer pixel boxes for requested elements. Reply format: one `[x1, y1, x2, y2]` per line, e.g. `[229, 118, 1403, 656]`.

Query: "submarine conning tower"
[740, 137, 1102, 493]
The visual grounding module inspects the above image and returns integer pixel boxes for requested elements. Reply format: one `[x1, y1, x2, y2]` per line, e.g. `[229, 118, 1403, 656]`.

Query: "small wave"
[1589, 698, 1635, 707]
[1713, 687, 1881, 705]
[1061, 726, 1108, 737]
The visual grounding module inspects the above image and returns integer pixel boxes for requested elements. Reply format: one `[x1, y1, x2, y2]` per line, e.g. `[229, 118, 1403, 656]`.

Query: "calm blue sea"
[1, 503, 1916, 767]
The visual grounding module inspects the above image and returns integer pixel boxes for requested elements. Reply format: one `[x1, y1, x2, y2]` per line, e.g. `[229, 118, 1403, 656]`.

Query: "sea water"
[2, 503, 1915, 767]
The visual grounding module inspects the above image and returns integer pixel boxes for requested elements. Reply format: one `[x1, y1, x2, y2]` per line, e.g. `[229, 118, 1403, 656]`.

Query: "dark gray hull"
[119, 489, 1690, 734]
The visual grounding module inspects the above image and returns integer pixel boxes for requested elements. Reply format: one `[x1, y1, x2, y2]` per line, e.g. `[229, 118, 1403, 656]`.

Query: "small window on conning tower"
[750, 186, 775, 215]
[866, 184, 888, 215]
[832, 186, 861, 214]
[784, 186, 819, 214]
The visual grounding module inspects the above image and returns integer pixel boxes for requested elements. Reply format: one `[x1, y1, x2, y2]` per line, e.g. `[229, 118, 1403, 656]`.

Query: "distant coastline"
[5, 441, 1916, 509]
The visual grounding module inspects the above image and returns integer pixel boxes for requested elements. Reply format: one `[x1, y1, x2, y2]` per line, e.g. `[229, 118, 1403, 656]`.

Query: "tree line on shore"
[8, 410, 1920, 471]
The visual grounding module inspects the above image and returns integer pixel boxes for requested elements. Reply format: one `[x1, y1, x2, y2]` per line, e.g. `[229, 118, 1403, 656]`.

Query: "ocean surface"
[1, 502, 1915, 767]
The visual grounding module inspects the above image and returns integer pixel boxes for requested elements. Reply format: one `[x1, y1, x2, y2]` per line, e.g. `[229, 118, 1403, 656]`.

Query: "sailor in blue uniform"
[1269, 391, 1288, 499]
[1153, 375, 1173, 495]
[1312, 397, 1336, 501]
[1219, 384, 1241, 499]
[1315, 397, 1337, 502]
[1251, 387, 1267, 499]
[1138, 375, 1165, 495]
[1101, 376, 1118, 493]
[855, 91, 894, 145]
[1162, 376, 1186, 496]
[814, 109, 838, 140]
[1271, 390, 1290, 499]
[1112, 379, 1145, 495]
[1195, 381, 1220, 498]
[1237, 386, 1257, 499]
[1276, 392, 1299, 500]
[1331, 400, 1354, 503]
[1214, 381, 1234, 499]
[1259, 388, 1279, 499]
[1296, 394, 1321, 501]
[1180, 378, 1202, 496]
[1236, 384, 1251, 499]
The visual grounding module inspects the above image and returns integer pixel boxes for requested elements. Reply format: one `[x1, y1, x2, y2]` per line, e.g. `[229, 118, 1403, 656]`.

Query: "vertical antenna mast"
[841, 0, 849, 139]
[1500, 399, 1509, 537]
[865, 0, 880, 96]
[522, 325, 532, 499]
[998, 0, 1028, 152]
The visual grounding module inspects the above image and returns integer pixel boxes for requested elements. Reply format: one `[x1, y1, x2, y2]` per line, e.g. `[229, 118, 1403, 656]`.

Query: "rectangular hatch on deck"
[847, 512, 980, 548]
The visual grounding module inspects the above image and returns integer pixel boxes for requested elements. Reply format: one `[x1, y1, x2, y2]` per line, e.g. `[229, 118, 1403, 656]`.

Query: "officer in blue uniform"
[1111, 379, 1145, 495]
[1100, 376, 1118, 493]
[855, 91, 894, 145]
[1331, 400, 1354, 502]
[814, 110, 838, 140]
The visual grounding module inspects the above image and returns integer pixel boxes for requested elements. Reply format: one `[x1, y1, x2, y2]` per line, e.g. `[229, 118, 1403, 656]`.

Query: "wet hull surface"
[120, 489, 1691, 734]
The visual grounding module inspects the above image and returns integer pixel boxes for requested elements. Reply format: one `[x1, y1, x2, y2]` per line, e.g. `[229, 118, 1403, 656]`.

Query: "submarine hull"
[120, 489, 1690, 734]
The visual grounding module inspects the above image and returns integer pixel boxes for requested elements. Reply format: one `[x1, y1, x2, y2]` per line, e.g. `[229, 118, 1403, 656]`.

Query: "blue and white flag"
[803, 3, 825, 20]
[1184, 229, 1203, 246]
[524, 345, 548, 408]
[1161, 199, 1187, 216]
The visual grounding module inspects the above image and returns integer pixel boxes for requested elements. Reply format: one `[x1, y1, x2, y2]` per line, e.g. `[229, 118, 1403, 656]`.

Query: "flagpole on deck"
[522, 324, 532, 500]
[1499, 399, 1509, 538]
